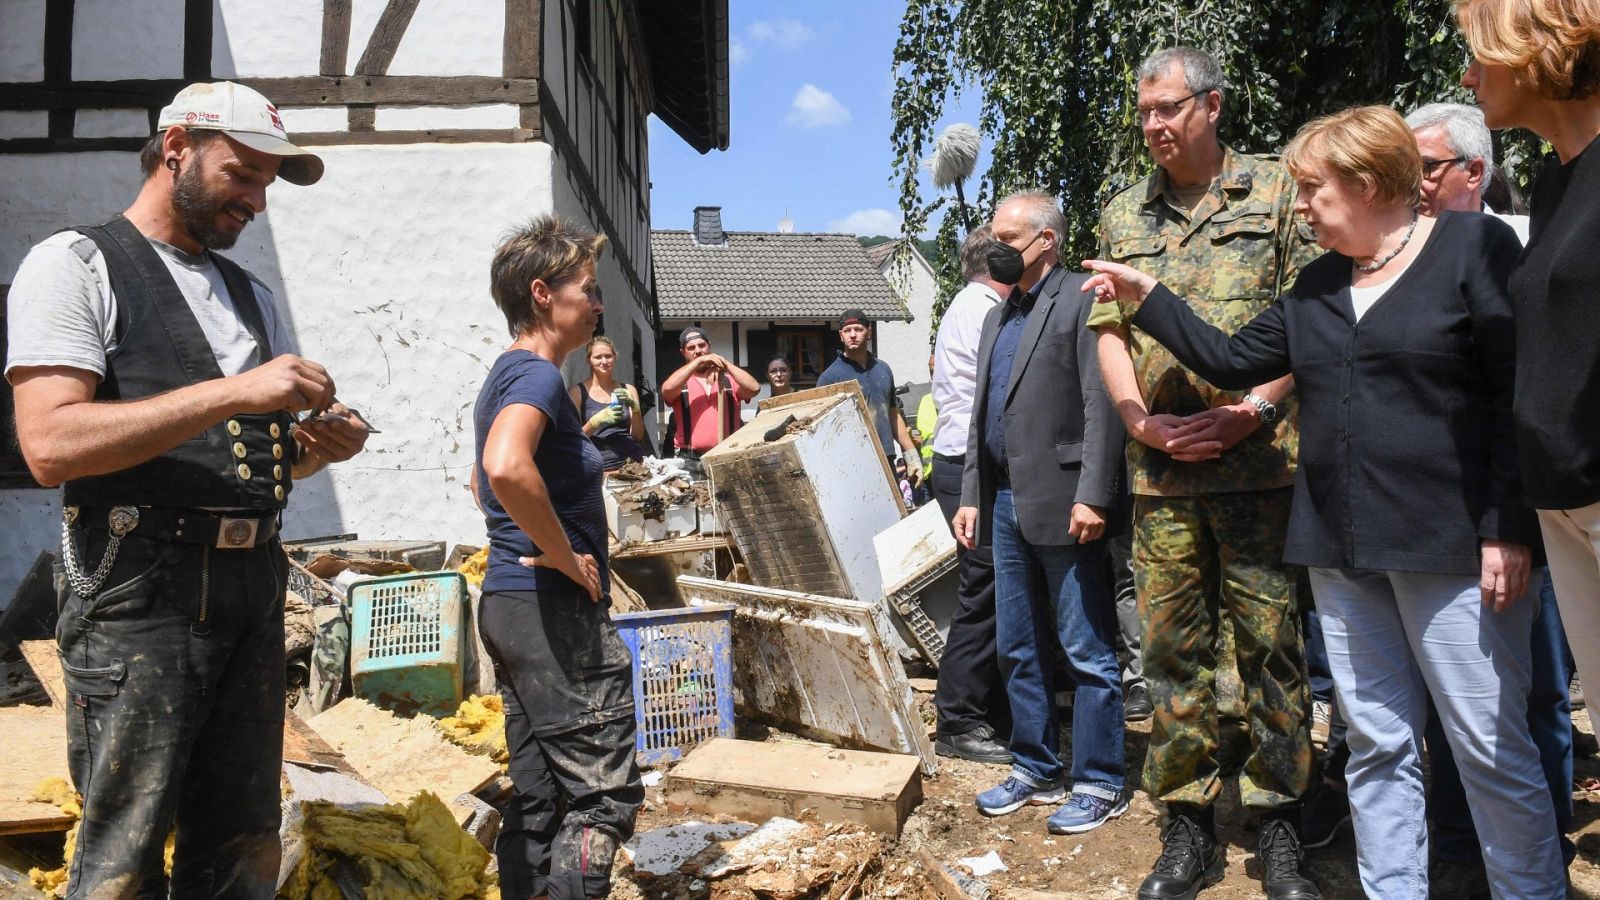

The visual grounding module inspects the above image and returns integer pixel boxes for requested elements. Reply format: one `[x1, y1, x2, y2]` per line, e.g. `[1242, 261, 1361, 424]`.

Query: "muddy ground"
[614, 695, 1600, 899]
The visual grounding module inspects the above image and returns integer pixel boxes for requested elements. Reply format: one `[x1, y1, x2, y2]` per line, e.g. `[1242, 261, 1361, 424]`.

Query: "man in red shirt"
[661, 327, 759, 457]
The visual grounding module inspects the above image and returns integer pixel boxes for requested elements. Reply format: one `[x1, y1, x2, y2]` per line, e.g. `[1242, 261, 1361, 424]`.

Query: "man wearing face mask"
[952, 190, 1127, 834]
[1086, 47, 1321, 900]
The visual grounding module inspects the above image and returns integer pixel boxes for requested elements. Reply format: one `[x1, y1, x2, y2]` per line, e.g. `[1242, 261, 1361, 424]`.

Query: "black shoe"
[1298, 783, 1351, 850]
[1427, 855, 1490, 900]
[1574, 725, 1599, 758]
[1139, 813, 1224, 900]
[1258, 818, 1321, 900]
[935, 724, 1013, 764]
[1125, 683, 1154, 721]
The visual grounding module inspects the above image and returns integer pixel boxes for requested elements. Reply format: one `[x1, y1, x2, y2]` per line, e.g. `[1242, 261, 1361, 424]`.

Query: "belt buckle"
[217, 517, 259, 549]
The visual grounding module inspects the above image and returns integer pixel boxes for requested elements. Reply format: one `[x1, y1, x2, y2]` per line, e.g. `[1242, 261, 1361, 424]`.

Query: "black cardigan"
[1129, 210, 1537, 575]
[1511, 134, 1600, 509]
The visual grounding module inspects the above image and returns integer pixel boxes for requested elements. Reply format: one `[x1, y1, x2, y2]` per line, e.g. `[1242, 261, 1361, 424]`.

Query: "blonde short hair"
[1457, 0, 1600, 100]
[489, 214, 608, 337]
[585, 335, 616, 358]
[1283, 106, 1421, 208]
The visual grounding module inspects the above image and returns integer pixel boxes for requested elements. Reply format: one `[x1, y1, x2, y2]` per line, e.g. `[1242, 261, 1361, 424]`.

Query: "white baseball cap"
[157, 81, 324, 186]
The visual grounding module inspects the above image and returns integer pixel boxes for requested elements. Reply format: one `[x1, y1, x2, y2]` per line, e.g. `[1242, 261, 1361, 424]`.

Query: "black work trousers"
[930, 455, 1011, 737]
[58, 528, 287, 899]
[478, 585, 644, 900]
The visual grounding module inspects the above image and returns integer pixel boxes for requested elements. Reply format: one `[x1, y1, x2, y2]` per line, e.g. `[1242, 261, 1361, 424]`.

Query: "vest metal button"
[273, 444, 284, 460]
[274, 465, 284, 480]
[274, 485, 285, 501]
[227, 420, 242, 436]
[270, 423, 282, 439]
[237, 463, 252, 480]
[233, 442, 247, 459]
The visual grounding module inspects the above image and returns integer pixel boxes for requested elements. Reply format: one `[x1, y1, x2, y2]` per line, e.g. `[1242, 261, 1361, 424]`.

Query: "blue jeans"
[1311, 567, 1564, 900]
[991, 487, 1124, 799]
[1428, 569, 1575, 864]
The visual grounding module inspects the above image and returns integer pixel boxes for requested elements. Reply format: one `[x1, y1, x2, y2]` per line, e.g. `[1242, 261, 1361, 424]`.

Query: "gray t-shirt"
[4, 230, 295, 383]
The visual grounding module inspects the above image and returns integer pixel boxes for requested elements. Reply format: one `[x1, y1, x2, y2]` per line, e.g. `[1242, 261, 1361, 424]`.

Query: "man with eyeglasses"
[1087, 46, 1322, 900]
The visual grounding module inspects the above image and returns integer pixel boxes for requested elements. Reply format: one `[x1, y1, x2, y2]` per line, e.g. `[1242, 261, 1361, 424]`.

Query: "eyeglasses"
[1422, 156, 1467, 178]
[768, 368, 789, 375]
[1136, 90, 1207, 124]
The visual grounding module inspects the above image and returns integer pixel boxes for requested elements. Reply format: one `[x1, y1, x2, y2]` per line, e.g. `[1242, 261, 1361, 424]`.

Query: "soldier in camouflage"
[1087, 47, 1323, 900]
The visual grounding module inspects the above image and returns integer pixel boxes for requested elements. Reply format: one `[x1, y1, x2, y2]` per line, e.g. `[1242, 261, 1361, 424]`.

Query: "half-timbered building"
[0, 0, 729, 589]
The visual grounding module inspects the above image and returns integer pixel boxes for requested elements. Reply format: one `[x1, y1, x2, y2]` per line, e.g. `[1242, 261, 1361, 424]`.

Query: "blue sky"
[646, 2, 983, 237]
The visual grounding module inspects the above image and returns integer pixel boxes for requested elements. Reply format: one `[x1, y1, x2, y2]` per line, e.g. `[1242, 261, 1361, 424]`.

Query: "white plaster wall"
[75, 109, 151, 139]
[0, 0, 47, 82]
[875, 255, 938, 391]
[0, 152, 141, 273]
[212, 0, 322, 78]
[0, 110, 47, 140]
[376, 104, 520, 131]
[72, 0, 185, 81]
[279, 106, 350, 134]
[387, 1, 505, 77]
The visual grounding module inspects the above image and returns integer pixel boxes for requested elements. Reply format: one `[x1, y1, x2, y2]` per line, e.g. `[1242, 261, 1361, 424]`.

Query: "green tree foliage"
[892, 0, 1543, 324]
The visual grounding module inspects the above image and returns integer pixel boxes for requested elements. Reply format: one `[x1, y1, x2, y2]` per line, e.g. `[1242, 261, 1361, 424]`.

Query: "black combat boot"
[1257, 815, 1321, 900]
[1139, 806, 1224, 900]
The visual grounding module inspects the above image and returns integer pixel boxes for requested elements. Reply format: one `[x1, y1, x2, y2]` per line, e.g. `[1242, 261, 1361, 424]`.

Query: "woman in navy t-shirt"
[471, 215, 642, 899]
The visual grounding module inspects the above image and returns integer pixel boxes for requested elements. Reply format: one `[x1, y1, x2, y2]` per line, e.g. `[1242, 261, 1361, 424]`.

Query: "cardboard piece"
[0, 705, 72, 835]
[663, 738, 922, 837]
[17, 641, 64, 710]
[307, 698, 499, 813]
[678, 576, 936, 773]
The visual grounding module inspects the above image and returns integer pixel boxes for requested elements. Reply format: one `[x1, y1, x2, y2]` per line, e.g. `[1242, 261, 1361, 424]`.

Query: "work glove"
[587, 405, 624, 430]
[614, 388, 640, 412]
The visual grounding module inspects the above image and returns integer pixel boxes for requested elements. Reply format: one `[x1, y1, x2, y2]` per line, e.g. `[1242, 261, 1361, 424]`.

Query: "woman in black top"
[571, 335, 646, 471]
[1458, 0, 1600, 754]
[1084, 106, 1564, 898]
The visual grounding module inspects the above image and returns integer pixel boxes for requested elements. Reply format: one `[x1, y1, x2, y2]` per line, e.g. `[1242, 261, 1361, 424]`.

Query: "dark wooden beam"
[353, 0, 421, 76]
[320, 0, 353, 76]
[43, 0, 74, 138]
[290, 127, 540, 146]
[0, 77, 540, 111]
[183, 0, 213, 81]
[347, 106, 375, 131]
[503, 0, 541, 79]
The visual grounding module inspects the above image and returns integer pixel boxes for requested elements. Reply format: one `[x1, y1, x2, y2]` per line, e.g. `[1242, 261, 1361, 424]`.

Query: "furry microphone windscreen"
[928, 123, 980, 190]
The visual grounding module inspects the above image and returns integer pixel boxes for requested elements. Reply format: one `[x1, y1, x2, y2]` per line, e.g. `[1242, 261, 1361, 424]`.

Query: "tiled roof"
[863, 240, 900, 268]
[651, 230, 909, 320]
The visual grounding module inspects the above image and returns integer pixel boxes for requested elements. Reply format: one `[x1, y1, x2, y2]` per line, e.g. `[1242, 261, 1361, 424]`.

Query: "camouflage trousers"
[1133, 488, 1313, 811]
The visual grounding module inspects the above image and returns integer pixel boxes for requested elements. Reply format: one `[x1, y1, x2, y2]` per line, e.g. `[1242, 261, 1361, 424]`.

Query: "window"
[0, 285, 43, 488]
[775, 327, 833, 388]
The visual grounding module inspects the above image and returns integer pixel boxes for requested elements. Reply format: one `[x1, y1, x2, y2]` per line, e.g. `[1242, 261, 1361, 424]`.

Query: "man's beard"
[172, 159, 248, 250]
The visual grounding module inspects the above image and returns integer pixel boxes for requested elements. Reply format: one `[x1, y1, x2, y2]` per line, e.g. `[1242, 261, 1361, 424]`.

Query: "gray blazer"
[960, 264, 1124, 548]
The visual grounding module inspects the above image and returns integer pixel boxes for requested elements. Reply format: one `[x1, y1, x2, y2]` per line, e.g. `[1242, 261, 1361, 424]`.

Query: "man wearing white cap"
[6, 81, 367, 896]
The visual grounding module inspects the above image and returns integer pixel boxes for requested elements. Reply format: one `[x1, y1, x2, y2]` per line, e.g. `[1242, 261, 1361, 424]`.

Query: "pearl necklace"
[1355, 211, 1419, 273]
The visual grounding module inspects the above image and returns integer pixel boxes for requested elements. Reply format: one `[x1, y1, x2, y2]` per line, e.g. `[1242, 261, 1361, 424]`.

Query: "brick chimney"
[692, 206, 727, 246]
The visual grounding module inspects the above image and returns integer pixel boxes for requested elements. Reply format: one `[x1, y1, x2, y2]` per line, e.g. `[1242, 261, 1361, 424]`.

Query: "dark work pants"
[1107, 514, 1143, 689]
[479, 585, 644, 900]
[58, 529, 286, 899]
[930, 455, 1011, 737]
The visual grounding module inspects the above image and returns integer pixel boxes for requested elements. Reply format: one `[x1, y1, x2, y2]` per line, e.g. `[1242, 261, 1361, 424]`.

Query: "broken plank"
[0, 705, 72, 835]
[17, 642, 63, 710]
[307, 698, 499, 806]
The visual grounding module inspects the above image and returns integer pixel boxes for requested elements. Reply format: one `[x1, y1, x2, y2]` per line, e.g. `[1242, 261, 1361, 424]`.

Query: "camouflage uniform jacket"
[1089, 146, 1321, 496]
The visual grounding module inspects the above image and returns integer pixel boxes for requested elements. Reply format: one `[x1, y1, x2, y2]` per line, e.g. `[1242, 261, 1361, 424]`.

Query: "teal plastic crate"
[349, 572, 466, 716]
[613, 605, 736, 765]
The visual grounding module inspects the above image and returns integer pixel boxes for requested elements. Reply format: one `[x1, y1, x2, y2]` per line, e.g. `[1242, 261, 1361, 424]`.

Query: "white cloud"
[829, 208, 901, 236]
[787, 84, 851, 128]
[729, 36, 751, 67]
[748, 18, 815, 48]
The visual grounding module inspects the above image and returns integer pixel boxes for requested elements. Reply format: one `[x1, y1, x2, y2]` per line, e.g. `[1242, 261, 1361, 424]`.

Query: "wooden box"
[661, 737, 923, 837]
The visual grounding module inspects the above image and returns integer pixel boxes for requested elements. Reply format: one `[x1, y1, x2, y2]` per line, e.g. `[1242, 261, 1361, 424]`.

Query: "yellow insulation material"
[456, 547, 488, 588]
[279, 791, 497, 899]
[438, 694, 508, 763]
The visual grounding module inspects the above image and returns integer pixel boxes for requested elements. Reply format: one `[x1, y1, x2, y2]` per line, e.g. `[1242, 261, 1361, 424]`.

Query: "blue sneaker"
[975, 777, 1066, 816]
[1047, 791, 1129, 834]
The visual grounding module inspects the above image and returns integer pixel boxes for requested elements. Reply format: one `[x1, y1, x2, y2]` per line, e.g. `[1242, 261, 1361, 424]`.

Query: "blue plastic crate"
[613, 604, 736, 766]
[349, 572, 466, 717]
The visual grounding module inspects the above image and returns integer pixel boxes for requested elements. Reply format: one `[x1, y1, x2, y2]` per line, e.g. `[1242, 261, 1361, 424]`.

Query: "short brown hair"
[138, 127, 223, 177]
[1457, 0, 1600, 100]
[585, 335, 616, 358]
[489, 215, 608, 337]
[1283, 106, 1421, 208]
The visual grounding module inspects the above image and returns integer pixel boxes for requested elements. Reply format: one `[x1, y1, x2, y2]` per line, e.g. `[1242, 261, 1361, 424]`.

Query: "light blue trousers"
[1309, 567, 1564, 900]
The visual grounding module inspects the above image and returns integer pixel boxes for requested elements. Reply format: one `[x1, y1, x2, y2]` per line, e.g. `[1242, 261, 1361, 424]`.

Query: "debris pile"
[279, 792, 495, 899]
[625, 817, 894, 899]
[437, 694, 509, 763]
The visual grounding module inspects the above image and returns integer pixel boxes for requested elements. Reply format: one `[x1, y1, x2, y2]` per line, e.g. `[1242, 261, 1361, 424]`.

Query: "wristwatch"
[1243, 393, 1279, 425]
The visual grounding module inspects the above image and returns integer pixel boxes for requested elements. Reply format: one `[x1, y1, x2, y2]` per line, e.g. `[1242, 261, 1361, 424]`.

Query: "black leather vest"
[60, 216, 294, 511]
